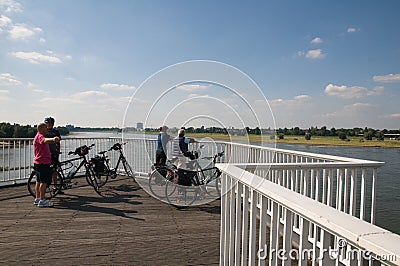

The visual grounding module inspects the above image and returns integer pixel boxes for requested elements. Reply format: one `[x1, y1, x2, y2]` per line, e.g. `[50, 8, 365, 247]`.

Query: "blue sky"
[1, 0, 399, 129]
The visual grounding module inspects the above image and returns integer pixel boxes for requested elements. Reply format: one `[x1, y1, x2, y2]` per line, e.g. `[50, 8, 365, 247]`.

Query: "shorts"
[34, 164, 52, 186]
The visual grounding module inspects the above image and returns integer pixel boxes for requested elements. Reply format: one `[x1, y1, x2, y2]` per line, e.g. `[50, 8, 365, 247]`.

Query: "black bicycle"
[148, 157, 179, 199]
[90, 142, 135, 186]
[164, 148, 224, 206]
[27, 144, 103, 198]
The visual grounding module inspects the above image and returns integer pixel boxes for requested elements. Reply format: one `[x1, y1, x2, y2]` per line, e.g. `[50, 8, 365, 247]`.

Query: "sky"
[1, 0, 399, 129]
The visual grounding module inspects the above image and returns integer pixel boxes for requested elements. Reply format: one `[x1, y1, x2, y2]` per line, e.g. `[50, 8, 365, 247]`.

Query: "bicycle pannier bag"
[91, 156, 105, 174]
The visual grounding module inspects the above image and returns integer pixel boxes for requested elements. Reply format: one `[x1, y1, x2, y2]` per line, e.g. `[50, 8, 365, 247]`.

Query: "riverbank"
[140, 132, 400, 148]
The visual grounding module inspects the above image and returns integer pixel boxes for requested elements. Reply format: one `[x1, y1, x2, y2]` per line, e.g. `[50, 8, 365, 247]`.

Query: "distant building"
[136, 122, 143, 130]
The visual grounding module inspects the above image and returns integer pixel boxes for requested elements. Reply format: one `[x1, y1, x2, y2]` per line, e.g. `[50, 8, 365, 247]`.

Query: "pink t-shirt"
[33, 132, 52, 164]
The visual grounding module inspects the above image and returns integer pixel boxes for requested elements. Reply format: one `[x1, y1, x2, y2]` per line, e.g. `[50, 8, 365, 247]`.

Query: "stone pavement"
[0, 176, 220, 265]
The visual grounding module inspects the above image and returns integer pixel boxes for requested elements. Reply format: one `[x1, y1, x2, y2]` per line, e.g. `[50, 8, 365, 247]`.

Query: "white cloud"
[311, 37, 323, 44]
[176, 84, 209, 91]
[347, 27, 357, 33]
[343, 102, 377, 109]
[0, 0, 22, 13]
[0, 73, 22, 85]
[11, 51, 62, 64]
[100, 83, 135, 90]
[384, 113, 400, 119]
[324, 84, 383, 99]
[0, 15, 12, 29]
[32, 89, 49, 94]
[305, 49, 326, 59]
[41, 90, 130, 106]
[373, 73, 400, 83]
[294, 95, 311, 101]
[269, 94, 312, 106]
[8, 23, 42, 39]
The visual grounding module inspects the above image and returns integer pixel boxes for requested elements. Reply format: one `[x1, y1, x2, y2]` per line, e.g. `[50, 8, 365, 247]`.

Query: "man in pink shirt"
[33, 122, 60, 207]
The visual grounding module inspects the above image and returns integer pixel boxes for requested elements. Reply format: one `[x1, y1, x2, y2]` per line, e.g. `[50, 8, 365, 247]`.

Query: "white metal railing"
[0, 138, 382, 224]
[217, 163, 400, 266]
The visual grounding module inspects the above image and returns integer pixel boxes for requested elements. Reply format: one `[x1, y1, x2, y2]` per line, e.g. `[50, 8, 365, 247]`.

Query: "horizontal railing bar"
[217, 163, 400, 262]
[232, 161, 385, 169]
[214, 140, 380, 163]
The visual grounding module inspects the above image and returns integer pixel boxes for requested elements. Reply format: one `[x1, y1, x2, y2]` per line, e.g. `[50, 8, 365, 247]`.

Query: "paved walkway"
[0, 176, 220, 265]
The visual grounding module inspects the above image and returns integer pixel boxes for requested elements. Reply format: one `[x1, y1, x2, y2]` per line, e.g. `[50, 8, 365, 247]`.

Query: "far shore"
[140, 132, 400, 148]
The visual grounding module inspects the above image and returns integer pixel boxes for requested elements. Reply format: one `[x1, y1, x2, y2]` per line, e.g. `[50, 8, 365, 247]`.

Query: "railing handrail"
[207, 139, 385, 163]
[232, 161, 385, 169]
[217, 163, 400, 263]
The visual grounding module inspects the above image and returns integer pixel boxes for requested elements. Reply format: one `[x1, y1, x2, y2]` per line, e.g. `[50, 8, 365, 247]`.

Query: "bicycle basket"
[75, 145, 89, 156]
[91, 155, 105, 174]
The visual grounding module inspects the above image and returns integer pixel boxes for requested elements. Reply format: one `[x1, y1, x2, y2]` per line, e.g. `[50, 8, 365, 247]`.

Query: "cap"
[44, 117, 55, 124]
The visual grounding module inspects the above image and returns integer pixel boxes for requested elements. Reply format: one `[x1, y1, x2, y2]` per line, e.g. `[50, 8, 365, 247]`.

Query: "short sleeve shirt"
[33, 132, 52, 165]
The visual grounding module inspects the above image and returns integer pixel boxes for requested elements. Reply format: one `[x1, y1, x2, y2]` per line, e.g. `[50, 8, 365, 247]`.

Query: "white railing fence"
[218, 164, 400, 266]
[0, 138, 382, 224]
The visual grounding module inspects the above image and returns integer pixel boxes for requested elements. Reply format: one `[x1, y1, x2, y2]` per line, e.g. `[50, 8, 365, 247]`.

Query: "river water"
[69, 132, 400, 234]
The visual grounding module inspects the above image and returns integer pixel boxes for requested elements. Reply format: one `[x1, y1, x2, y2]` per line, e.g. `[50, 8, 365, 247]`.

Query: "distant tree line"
[275, 126, 400, 141]
[67, 125, 121, 133]
[0, 122, 70, 138]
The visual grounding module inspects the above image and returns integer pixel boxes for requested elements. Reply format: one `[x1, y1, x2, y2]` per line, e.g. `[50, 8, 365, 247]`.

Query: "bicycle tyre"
[148, 169, 176, 198]
[148, 169, 168, 198]
[27, 170, 63, 199]
[122, 158, 134, 179]
[86, 166, 102, 196]
[165, 181, 197, 206]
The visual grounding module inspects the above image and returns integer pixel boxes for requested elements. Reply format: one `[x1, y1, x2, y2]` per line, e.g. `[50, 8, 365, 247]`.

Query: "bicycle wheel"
[165, 181, 197, 206]
[86, 167, 102, 196]
[148, 169, 168, 198]
[122, 158, 134, 179]
[95, 172, 109, 187]
[27, 170, 63, 199]
[148, 169, 176, 198]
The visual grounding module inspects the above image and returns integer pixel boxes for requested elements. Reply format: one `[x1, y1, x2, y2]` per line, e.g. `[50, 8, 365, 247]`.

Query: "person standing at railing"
[44, 117, 61, 166]
[171, 128, 197, 169]
[155, 125, 172, 166]
[44, 117, 63, 190]
[33, 122, 60, 207]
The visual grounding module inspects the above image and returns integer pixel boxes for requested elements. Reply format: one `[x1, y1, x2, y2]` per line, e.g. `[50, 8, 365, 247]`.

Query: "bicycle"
[148, 157, 179, 199]
[90, 142, 135, 186]
[27, 144, 103, 198]
[164, 147, 224, 206]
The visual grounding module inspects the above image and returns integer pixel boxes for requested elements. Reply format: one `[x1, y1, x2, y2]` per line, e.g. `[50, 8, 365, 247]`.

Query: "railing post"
[269, 201, 279, 266]
[241, 185, 249, 266]
[234, 182, 243, 265]
[248, 188, 258, 265]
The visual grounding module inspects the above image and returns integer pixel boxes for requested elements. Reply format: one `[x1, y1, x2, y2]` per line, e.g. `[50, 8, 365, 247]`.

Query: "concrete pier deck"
[0, 176, 220, 265]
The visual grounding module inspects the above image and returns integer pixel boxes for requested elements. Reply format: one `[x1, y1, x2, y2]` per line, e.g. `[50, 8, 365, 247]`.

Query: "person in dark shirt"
[44, 117, 61, 164]
[44, 117, 62, 189]
[155, 125, 171, 165]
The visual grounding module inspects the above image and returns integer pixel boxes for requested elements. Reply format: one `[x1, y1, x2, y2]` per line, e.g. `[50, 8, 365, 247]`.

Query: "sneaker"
[34, 198, 40, 205]
[38, 200, 54, 208]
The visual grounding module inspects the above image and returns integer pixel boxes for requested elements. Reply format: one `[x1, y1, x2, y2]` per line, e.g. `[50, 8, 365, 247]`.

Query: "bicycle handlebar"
[68, 143, 95, 156]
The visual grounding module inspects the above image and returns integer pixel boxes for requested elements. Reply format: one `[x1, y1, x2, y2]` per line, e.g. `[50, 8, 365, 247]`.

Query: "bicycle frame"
[57, 155, 89, 179]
